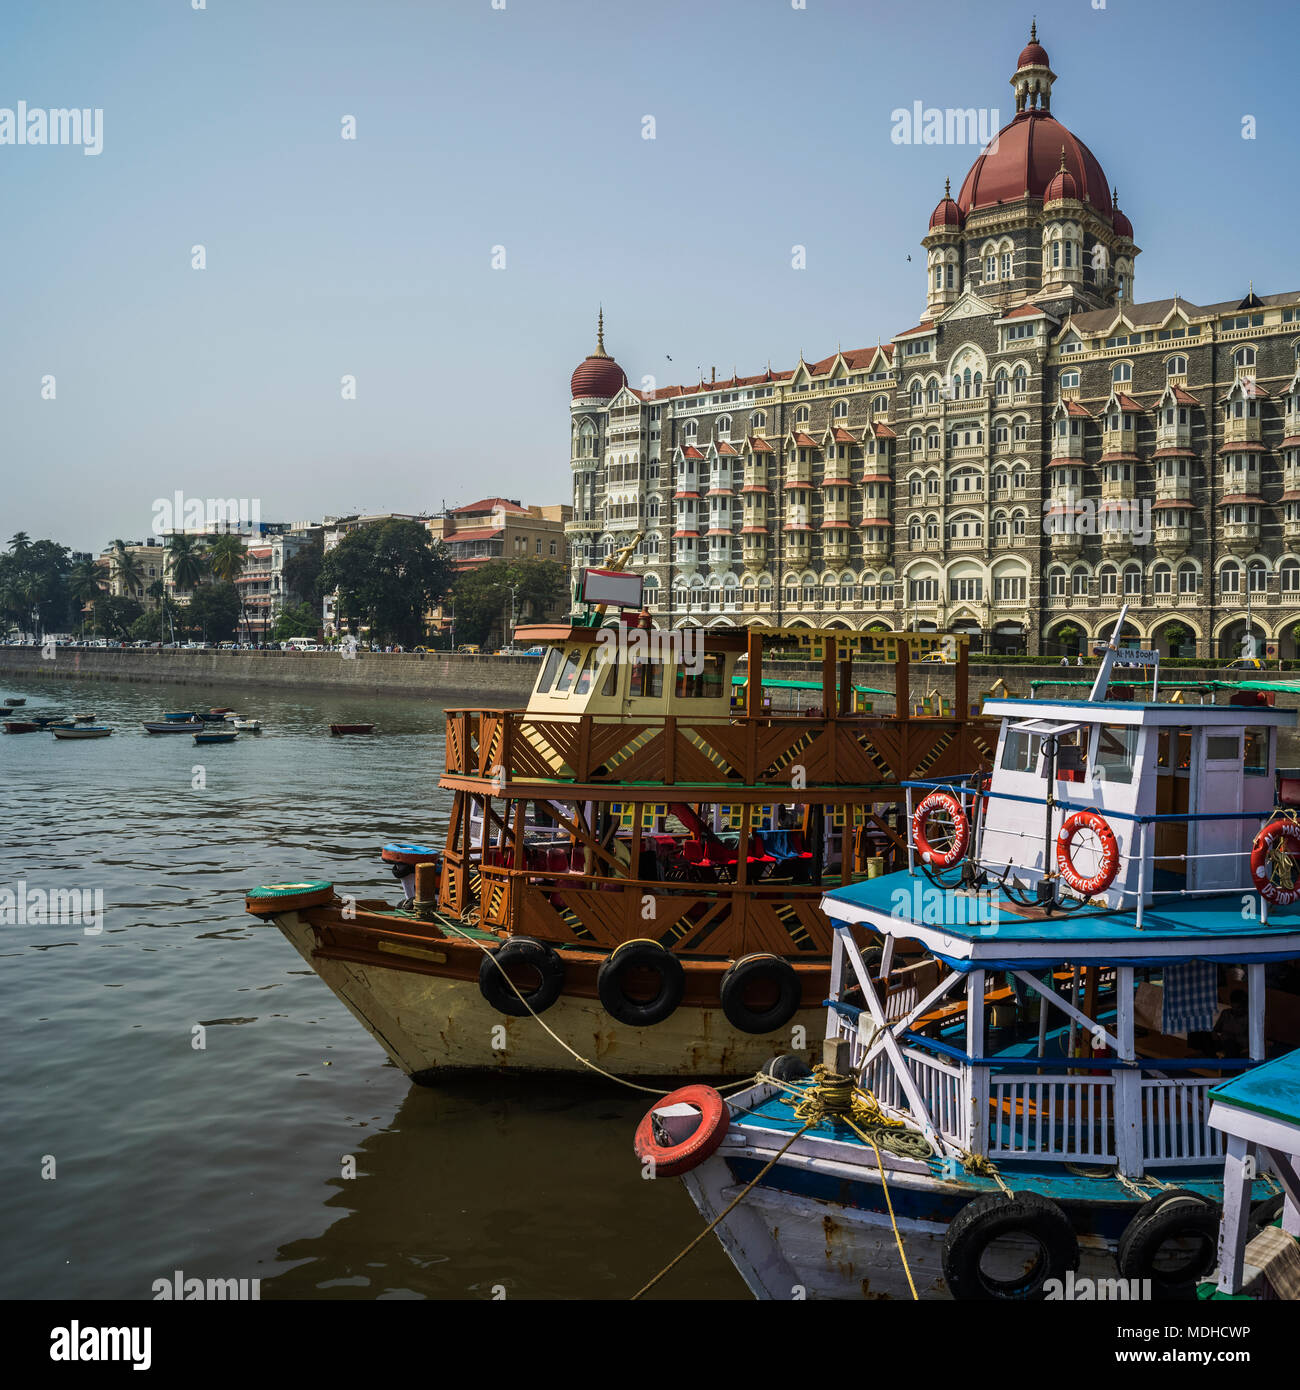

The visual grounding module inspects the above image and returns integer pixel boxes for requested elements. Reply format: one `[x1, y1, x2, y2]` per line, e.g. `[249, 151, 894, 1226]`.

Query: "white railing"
[988, 1074, 1117, 1161]
[1140, 1078, 1225, 1166]
[854, 1038, 966, 1149]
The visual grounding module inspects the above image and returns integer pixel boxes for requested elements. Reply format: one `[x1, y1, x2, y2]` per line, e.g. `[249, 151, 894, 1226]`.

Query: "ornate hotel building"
[566, 29, 1300, 658]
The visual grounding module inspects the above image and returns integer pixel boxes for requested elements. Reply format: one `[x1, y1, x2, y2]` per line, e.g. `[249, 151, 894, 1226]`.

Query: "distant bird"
[907, 255, 912, 262]
[666, 354, 673, 361]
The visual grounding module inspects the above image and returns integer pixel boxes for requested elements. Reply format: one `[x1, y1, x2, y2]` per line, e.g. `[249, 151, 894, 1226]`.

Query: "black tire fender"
[942, 1191, 1079, 1300]
[1116, 1190, 1218, 1296]
[719, 954, 802, 1036]
[596, 939, 685, 1027]
[478, 936, 566, 1018]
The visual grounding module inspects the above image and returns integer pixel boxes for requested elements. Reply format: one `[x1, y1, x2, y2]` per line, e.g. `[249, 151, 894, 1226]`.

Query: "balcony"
[1154, 472, 1192, 502]
[949, 444, 986, 462]
[1284, 517, 1300, 544]
[1048, 530, 1083, 555]
[1222, 519, 1261, 551]
[862, 539, 891, 561]
[948, 536, 984, 551]
[1050, 431, 1085, 461]
[948, 486, 987, 506]
[1101, 476, 1137, 502]
[1101, 429, 1138, 458]
[1101, 529, 1136, 556]
[1223, 414, 1263, 446]
[1286, 407, 1300, 439]
[1155, 423, 1193, 452]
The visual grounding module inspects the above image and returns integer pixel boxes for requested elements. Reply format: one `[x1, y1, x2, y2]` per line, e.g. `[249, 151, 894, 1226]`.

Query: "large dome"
[570, 310, 627, 400]
[956, 110, 1113, 219]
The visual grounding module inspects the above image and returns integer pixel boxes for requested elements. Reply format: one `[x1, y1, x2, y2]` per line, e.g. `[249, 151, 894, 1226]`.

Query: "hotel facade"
[566, 29, 1300, 658]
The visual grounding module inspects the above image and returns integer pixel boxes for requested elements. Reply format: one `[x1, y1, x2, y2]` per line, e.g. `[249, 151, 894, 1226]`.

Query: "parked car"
[521, 646, 546, 657]
[457, 644, 481, 655]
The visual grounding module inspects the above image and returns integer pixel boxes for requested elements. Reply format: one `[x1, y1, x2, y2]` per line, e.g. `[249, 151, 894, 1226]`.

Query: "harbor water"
[0, 678, 746, 1300]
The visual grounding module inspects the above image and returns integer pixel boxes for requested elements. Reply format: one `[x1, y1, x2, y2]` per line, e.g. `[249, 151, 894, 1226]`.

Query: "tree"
[1055, 623, 1081, 655]
[207, 534, 250, 641]
[97, 594, 144, 638]
[320, 520, 453, 646]
[1163, 623, 1189, 657]
[271, 602, 319, 641]
[448, 558, 568, 647]
[110, 540, 145, 599]
[68, 560, 106, 636]
[284, 535, 324, 606]
[166, 534, 207, 594]
[182, 582, 240, 642]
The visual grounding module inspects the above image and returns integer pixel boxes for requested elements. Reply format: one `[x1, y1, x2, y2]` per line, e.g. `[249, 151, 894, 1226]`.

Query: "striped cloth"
[1161, 959, 1219, 1033]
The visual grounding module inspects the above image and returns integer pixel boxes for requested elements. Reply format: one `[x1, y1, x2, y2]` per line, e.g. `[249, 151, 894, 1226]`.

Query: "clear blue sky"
[2, 0, 1296, 553]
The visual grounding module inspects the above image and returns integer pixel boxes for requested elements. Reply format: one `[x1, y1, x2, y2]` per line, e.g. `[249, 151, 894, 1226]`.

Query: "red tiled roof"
[673, 490, 701, 499]
[1047, 457, 1081, 468]
[717, 441, 739, 455]
[859, 473, 892, 483]
[782, 479, 813, 490]
[821, 520, 851, 529]
[858, 517, 894, 527]
[740, 485, 770, 494]
[1218, 442, 1266, 454]
[894, 322, 935, 339]
[1282, 436, 1300, 449]
[871, 423, 897, 439]
[1099, 452, 1141, 463]
[782, 522, 813, 531]
[1220, 494, 1265, 505]
[671, 529, 700, 539]
[444, 526, 504, 543]
[748, 436, 774, 453]
[1060, 401, 1092, 418]
[1002, 304, 1045, 319]
[454, 498, 528, 515]
[740, 525, 769, 535]
[1152, 499, 1195, 510]
[705, 486, 732, 497]
[832, 428, 856, 443]
[1111, 393, 1145, 413]
[1169, 387, 1200, 406]
[681, 445, 706, 460]
[792, 432, 819, 448]
[1151, 447, 1197, 459]
[821, 476, 853, 486]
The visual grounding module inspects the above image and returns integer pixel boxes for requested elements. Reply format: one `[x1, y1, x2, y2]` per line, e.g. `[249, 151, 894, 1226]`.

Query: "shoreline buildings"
[567, 28, 1300, 658]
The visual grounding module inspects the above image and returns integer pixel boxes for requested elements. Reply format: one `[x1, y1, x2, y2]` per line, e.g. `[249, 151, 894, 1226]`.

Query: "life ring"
[381, 842, 442, 866]
[1055, 810, 1119, 897]
[1116, 1190, 1218, 1296]
[245, 880, 335, 916]
[942, 1191, 1079, 1300]
[1251, 819, 1300, 905]
[911, 791, 970, 868]
[478, 936, 566, 1017]
[633, 1084, 729, 1177]
[597, 939, 685, 1027]
[719, 954, 802, 1035]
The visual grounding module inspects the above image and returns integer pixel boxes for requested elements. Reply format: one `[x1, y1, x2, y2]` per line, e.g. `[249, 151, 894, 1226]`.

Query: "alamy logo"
[1045, 1272, 1152, 1301]
[50, 1323, 150, 1370]
[151, 1269, 261, 1299]
[0, 882, 103, 934]
[0, 102, 103, 155]
[151, 491, 262, 537]
[891, 103, 1000, 147]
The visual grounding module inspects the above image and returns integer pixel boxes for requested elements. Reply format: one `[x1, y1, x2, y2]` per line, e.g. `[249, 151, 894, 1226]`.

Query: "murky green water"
[0, 676, 745, 1300]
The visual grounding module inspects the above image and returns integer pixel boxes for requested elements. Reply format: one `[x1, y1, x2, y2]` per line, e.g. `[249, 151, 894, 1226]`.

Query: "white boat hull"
[271, 911, 824, 1080]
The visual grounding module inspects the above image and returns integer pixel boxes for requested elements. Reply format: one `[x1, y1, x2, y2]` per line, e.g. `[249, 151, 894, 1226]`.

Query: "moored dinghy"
[52, 726, 113, 740]
[3, 697, 26, 707]
[643, 608, 1300, 1300]
[231, 718, 261, 732]
[73, 713, 97, 722]
[143, 719, 203, 733]
[194, 730, 238, 745]
[3, 721, 40, 734]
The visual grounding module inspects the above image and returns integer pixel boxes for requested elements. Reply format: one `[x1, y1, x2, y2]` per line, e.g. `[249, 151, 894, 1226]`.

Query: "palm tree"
[68, 560, 106, 637]
[9, 531, 31, 558]
[165, 534, 207, 595]
[207, 534, 250, 641]
[110, 540, 145, 601]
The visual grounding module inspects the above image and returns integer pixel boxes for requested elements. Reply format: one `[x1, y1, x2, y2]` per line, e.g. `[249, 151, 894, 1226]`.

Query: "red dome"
[1044, 164, 1079, 205]
[1112, 205, 1134, 240]
[928, 178, 963, 231]
[1018, 40, 1050, 69]
[570, 310, 627, 399]
[570, 354, 627, 400]
[956, 112, 1112, 219]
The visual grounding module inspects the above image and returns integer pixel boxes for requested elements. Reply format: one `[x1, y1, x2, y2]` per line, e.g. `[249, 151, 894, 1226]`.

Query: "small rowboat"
[330, 723, 376, 736]
[28, 715, 64, 727]
[163, 711, 197, 721]
[232, 718, 262, 732]
[194, 730, 238, 745]
[73, 713, 97, 722]
[210, 707, 235, 715]
[2, 721, 39, 734]
[3, 697, 26, 707]
[53, 726, 113, 740]
[196, 710, 228, 723]
[143, 720, 203, 733]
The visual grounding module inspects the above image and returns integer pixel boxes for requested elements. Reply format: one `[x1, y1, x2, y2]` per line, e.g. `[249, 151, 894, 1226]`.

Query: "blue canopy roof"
[1210, 1049, 1300, 1129]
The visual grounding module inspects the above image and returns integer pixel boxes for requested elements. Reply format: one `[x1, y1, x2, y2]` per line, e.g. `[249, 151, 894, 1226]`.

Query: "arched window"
[1282, 560, 1300, 593]
[872, 394, 890, 414]
[1060, 370, 1080, 389]
[1099, 565, 1118, 596]
[1153, 564, 1172, 595]
[1219, 563, 1241, 595]
[833, 400, 848, 418]
[1112, 362, 1132, 383]
[751, 411, 766, 430]
[795, 406, 810, 424]
[683, 419, 698, 439]
[1178, 564, 1199, 595]
[1048, 567, 1067, 597]
[1012, 369, 1028, 395]
[995, 370, 1009, 398]
[716, 415, 732, 439]
[1235, 346, 1257, 370]
[1166, 356, 1187, 378]
[926, 377, 941, 403]
[1248, 560, 1268, 592]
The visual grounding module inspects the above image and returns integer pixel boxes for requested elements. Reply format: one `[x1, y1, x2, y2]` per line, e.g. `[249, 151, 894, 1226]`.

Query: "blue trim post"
[966, 969, 988, 1157]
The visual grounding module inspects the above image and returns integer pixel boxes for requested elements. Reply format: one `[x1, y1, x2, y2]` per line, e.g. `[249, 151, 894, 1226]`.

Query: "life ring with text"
[1055, 812, 1119, 897]
[633, 1085, 728, 1177]
[912, 791, 970, 868]
[1251, 819, 1300, 905]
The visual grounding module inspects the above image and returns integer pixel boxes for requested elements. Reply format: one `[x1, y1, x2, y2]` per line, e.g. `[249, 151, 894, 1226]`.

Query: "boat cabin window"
[554, 647, 586, 695]
[1093, 724, 1139, 784]
[629, 656, 665, 698]
[676, 652, 726, 699]
[534, 647, 563, 694]
[1156, 728, 1192, 771]
[1243, 729, 1268, 775]
[1000, 729, 1042, 773]
[599, 658, 620, 697]
[1205, 733, 1241, 763]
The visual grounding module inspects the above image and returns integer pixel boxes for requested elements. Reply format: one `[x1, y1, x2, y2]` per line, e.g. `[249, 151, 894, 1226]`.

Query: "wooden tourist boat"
[2, 721, 39, 734]
[245, 554, 998, 1082]
[329, 723, 376, 736]
[142, 720, 202, 734]
[641, 610, 1300, 1299]
[232, 717, 262, 732]
[52, 726, 113, 740]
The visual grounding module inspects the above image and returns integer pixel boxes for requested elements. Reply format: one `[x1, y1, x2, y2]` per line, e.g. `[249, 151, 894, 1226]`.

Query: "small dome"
[928, 178, 963, 231]
[1044, 156, 1079, 205]
[570, 310, 628, 400]
[1018, 22, 1049, 69]
[1112, 190, 1134, 240]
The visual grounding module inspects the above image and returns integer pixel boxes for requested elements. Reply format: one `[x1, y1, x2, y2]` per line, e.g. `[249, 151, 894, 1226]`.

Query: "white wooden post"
[827, 928, 846, 1042]
[966, 969, 989, 1157]
[1113, 966, 1143, 1177]
[1248, 963, 1265, 1061]
[1216, 1133, 1256, 1295]
[1134, 819, 1147, 929]
[905, 786, 915, 876]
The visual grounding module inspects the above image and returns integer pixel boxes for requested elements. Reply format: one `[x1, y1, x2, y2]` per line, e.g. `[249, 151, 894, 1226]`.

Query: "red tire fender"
[912, 791, 970, 869]
[634, 1085, 729, 1177]
[1055, 811, 1119, 897]
[1251, 819, 1300, 905]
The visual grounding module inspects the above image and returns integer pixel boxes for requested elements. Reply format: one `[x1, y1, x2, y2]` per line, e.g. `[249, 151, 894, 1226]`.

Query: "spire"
[1030, 18, 1037, 43]
[593, 305, 608, 357]
[1059, 146, 1067, 172]
[944, 176, 951, 198]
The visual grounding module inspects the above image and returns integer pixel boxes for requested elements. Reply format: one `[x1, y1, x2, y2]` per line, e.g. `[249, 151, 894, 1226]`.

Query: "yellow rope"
[960, 1149, 1014, 1198]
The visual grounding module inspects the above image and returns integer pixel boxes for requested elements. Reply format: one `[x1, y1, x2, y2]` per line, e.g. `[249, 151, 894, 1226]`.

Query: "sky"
[2, 0, 1297, 555]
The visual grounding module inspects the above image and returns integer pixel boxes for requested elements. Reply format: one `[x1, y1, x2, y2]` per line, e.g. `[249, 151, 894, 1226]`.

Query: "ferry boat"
[244, 556, 996, 1081]
[636, 610, 1300, 1299]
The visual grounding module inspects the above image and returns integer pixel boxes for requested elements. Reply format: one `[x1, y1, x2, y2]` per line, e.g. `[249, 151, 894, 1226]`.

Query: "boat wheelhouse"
[244, 558, 998, 1082]
[643, 621, 1300, 1298]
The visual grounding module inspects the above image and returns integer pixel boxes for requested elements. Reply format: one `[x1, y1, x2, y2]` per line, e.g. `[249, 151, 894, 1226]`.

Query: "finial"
[1249, 278, 1254, 295]
[1059, 146, 1067, 172]
[944, 176, 951, 198]
[596, 305, 606, 355]
[1030, 18, 1037, 42]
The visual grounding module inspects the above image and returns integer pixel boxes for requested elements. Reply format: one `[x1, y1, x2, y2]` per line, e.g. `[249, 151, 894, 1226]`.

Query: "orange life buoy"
[633, 1085, 729, 1177]
[1251, 819, 1300, 905]
[912, 790, 970, 868]
[1055, 811, 1119, 897]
